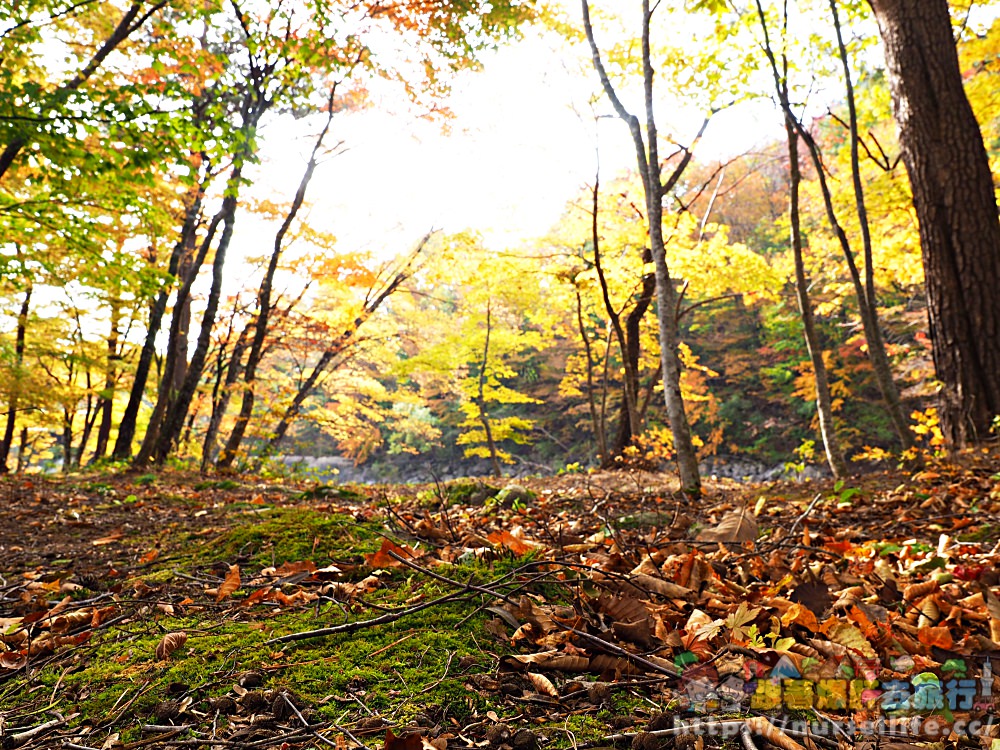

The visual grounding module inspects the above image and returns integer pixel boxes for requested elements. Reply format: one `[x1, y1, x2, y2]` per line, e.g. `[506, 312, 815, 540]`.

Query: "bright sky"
[241, 28, 780, 272]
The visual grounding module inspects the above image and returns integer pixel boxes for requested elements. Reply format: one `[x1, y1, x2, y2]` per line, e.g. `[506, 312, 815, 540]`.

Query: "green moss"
[196, 507, 383, 567]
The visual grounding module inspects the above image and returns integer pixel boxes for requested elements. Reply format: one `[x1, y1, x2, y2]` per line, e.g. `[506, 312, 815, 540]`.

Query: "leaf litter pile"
[1, 457, 1000, 750]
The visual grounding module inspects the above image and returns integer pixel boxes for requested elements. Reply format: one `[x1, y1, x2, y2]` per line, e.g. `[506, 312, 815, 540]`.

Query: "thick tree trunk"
[868, 0, 1000, 445]
[153, 191, 240, 463]
[135, 198, 227, 465]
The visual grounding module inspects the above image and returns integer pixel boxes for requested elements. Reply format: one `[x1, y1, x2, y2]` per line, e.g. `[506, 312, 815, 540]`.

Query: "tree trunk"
[113, 185, 204, 460]
[202, 326, 250, 472]
[754, 0, 848, 478]
[868, 0, 1000, 445]
[581, 0, 702, 495]
[787, 124, 848, 479]
[90, 300, 122, 462]
[590, 175, 642, 459]
[1, 283, 31, 472]
[476, 300, 503, 478]
[828, 0, 913, 451]
[217, 101, 334, 469]
[609, 267, 655, 459]
[134, 197, 227, 465]
[153, 189, 240, 463]
[573, 285, 607, 461]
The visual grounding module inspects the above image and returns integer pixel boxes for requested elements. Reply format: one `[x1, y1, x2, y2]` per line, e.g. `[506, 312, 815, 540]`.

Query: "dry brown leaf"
[0, 651, 27, 670]
[274, 560, 317, 577]
[501, 651, 589, 672]
[217, 564, 241, 602]
[526, 671, 559, 697]
[384, 729, 423, 750]
[611, 618, 654, 648]
[155, 631, 188, 660]
[821, 621, 877, 660]
[696, 509, 758, 543]
[91, 529, 124, 546]
[632, 574, 694, 599]
[903, 579, 938, 601]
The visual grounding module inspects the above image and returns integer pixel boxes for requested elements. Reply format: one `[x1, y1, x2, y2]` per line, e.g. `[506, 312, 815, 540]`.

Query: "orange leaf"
[486, 530, 534, 556]
[918, 626, 954, 649]
[139, 548, 159, 565]
[244, 587, 274, 606]
[823, 540, 854, 554]
[384, 728, 424, 750]
[216, 565, 241, 602]
[365, 539, 416, 568]
[780, 603, 820, 632]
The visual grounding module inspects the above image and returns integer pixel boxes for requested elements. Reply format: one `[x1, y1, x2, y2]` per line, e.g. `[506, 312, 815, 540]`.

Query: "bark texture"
[869, 0, 1000, 445]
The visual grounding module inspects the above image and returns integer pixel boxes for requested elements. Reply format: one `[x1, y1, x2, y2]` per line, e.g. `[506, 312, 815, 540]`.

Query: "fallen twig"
[265, 588, 472, 644]
[2, 718, 66, 749]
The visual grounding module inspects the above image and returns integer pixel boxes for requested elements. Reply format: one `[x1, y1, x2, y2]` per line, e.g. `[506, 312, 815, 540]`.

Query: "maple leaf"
[724, 601, 762, 641]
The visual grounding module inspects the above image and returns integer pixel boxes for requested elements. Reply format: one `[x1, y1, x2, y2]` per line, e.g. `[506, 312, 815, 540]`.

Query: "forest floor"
[1, 452, 999, 750]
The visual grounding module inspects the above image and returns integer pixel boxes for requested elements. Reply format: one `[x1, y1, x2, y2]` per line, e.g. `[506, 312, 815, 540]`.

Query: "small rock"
[151, 699, 181, 722]
[238, 671, 264, 688]
[207, 696, 238, 714]
[485, 725, 510, 746]
[511, 729, 537, 750]
[647, 713, 673, 732]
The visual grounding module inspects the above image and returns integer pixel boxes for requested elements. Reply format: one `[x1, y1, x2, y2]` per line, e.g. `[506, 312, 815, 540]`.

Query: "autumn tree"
[866, 0, 1000, 445]
[580, 0, 708, 494]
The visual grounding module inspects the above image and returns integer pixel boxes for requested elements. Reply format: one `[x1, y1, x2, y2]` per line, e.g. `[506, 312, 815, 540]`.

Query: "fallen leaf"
[216, 565, 241, 602]
[155, 631, 188, 660]
[746, 716, 806, 750]
[92, 529, 124, 546]
[781, 603, 820, 632]
[365, 539, 417, 568]
[918, 626, 954, 649]
[526, 671, 559, 697]
[486, 530, 535, 556]
[0, 651, 27, 670]
[696, 509, 758, 543]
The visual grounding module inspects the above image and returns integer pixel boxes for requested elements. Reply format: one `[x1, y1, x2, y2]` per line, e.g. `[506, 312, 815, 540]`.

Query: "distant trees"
[3, 0, 1000, 475]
